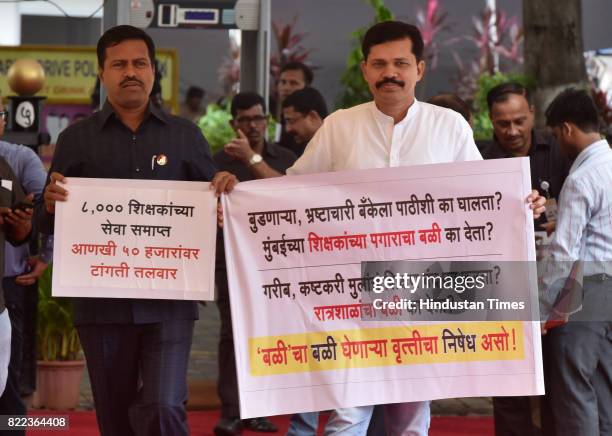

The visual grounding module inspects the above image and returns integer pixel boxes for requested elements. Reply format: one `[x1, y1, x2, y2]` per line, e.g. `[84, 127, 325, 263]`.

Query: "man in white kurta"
[286, 20, 481, 436]
[278, 21, 545, 436]
[286, 104, 482, 436]
[285, 20, 544, 436]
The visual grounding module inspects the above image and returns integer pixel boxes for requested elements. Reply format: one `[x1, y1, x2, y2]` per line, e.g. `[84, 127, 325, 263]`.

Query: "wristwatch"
[248, 153, 263, 166]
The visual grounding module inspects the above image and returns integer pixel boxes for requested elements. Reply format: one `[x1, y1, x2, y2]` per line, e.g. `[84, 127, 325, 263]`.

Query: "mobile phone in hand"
[11, 201, 34, 212]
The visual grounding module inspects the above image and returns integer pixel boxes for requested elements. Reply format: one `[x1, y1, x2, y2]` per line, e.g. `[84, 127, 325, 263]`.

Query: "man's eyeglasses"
[235, 115, 267, 125]
[0, 111, 8, 122]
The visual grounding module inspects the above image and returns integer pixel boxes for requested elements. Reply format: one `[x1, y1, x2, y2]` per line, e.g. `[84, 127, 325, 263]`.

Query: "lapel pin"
[156, 154, 168, 166]
[151, 154, 168, 170]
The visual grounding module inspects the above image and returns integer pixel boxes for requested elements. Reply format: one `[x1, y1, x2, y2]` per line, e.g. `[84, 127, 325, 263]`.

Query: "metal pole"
[240, 31, 258, 93]
[238, 0, 270, 107]
[257, 0, 271, 108]
[486, 0, 499, 73]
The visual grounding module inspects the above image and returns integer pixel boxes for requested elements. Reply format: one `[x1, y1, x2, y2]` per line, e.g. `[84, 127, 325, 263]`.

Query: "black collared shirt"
[43, 101, 217, 184]
[213, 141, 296, 182]
[481, 129, 571, 228]
[213, 142, 296, 289]
[38, 100, 218, 325]
[278, 122, 306, 157]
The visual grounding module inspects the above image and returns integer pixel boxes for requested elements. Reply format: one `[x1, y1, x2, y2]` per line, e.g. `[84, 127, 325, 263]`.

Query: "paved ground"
[76, 304, 493, 416]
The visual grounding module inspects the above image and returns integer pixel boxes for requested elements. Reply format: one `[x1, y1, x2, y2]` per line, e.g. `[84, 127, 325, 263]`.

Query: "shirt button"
[135, 167, 140, 172]
[132, 135, 136, 141]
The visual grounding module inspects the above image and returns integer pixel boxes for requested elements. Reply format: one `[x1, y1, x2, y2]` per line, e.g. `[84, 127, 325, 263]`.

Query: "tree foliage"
[336, 0, 394, 109]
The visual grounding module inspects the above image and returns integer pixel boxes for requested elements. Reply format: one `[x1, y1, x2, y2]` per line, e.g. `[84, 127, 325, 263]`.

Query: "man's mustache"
[121, 78, 144, 87]
[376, 77, 405, 89]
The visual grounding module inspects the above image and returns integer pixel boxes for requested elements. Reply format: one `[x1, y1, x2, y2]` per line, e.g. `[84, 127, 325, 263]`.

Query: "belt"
[584, 274, 612, 282]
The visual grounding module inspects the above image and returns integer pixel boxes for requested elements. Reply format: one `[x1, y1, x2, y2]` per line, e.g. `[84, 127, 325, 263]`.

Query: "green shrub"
[37, 266, 82, 361]
[198, 104, 235, 154]
[336, 0, 394, 109]
[198, 104, 279, 154]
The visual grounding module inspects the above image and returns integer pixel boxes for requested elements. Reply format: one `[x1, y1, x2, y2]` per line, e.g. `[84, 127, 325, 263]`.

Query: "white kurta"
[287, 99, 482, 176]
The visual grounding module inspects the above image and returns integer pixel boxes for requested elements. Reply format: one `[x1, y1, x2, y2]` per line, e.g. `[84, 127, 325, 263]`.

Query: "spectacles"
[235, 115, 267, 125]
[0, 111, 8, 122]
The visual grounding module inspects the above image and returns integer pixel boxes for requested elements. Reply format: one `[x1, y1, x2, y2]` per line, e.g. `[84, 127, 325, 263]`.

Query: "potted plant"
[34, 265, 85, 410]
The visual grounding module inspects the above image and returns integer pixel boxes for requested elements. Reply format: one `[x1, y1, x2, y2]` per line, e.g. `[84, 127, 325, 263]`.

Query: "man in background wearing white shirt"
[287, 20, 545, 436]
[543, 88, 612, 436]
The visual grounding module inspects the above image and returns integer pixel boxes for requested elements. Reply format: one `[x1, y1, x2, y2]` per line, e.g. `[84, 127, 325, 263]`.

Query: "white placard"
[53, 178, 217, 301]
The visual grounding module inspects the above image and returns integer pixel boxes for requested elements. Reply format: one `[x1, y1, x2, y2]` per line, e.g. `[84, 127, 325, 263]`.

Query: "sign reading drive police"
[53, 178, 217, 301]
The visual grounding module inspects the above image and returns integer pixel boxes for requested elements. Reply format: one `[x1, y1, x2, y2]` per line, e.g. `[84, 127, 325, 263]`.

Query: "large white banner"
[222, 158, 544, 418]
[53, 178, 217, 301]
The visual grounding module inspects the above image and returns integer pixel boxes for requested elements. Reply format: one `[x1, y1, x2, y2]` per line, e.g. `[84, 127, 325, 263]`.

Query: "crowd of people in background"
[0, 18, 609, 436]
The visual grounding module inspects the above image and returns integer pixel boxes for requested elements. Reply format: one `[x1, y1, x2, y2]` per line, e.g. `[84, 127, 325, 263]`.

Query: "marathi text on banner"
[222, 158, 544, 418]
[53, 178, 216, 301]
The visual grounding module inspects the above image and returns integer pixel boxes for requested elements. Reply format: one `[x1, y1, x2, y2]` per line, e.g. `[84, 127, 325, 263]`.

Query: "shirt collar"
[149, 101, 170, 124]
[491, 129, 551, 158]
[97, 99, 170, 130]
[263, 141, 277, 157]
[570, 139, 611, 173]
[532, 130, 552, 151]
[97, 101, 115, 128]
[370, 98, 420, 126]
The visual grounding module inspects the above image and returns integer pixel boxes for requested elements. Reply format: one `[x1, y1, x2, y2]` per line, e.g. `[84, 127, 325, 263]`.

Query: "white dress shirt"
[287, 99, 482, 175]
[540, 139, 612, 318]
[548, 139, 612, 266]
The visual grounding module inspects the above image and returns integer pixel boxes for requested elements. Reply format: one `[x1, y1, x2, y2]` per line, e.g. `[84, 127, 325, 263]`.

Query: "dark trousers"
[77, 320, 194, 436]
[493, 333, 558, 436]
[545, 321, 612, 436]
[18, 281, 37, 396]
[493, 396, 539, 436]
[0, 279, 28, 436]
[216, 283, 240, 419]
[366, 404, 387, 436]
